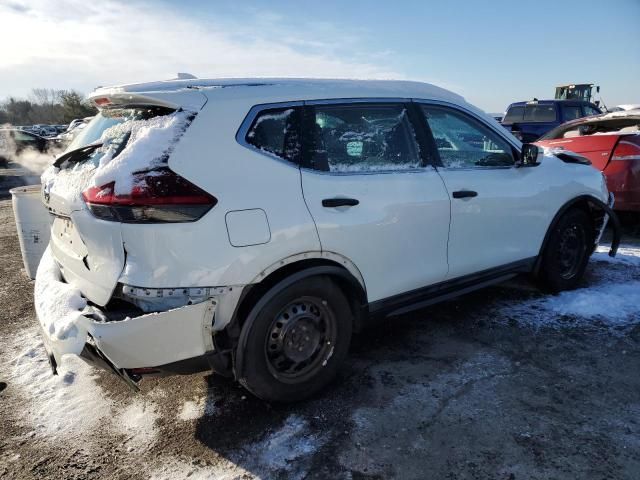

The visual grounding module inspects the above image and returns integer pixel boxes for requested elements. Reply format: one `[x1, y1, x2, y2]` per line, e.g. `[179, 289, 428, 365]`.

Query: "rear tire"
[539, 208, 593, 293]
[238, 276, 353, 402]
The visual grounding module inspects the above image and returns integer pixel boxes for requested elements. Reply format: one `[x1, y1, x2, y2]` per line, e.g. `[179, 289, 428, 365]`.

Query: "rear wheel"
[238, 276, 353, 402]
[539, 208, 593, 292]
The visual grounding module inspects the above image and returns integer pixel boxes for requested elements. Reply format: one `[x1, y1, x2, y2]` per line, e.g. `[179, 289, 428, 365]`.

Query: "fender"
[534, 194, 621, 274]
[234, 265, 365, 380]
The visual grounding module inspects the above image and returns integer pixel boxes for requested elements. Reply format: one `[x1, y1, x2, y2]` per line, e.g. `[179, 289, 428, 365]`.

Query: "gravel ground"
[1, 189, 639, 480]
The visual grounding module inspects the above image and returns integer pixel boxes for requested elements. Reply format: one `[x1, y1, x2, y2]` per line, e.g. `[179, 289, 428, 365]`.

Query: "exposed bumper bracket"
[80, 338, 140, 392]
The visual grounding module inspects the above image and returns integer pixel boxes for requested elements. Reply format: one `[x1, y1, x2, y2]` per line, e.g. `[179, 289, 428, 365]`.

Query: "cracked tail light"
[611, 136, 640, 161]
[82, 168, 217, 223]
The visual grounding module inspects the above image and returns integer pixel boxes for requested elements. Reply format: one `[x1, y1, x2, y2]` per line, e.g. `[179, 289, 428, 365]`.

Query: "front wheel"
[538, 208, 594, 293]
[238, 276, 353, 402]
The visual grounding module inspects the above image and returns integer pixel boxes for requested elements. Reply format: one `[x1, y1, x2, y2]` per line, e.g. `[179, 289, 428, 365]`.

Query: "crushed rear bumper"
[35, 247, 218, 387]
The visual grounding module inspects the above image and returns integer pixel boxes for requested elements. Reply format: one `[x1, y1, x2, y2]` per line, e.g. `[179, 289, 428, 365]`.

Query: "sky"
[0, 0, 638, 112]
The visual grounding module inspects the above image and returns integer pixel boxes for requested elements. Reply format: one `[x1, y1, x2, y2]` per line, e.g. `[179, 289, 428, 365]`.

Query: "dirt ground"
[1, 176, 640, 479]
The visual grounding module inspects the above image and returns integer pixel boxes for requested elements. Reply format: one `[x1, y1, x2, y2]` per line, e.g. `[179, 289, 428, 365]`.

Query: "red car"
[536, 111, 640, 212]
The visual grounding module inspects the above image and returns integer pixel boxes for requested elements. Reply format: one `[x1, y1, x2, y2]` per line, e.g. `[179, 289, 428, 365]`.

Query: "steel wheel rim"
[264, 296, 337, 383]
[556, 222, 586, 280]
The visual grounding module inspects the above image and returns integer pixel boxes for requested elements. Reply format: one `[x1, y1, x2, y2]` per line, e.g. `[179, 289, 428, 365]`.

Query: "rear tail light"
[611, 136, 640, 161]
[82, 168, 217, 223]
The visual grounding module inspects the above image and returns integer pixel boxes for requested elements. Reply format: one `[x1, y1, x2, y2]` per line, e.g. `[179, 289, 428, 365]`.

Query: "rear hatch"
[43, 94, 207, 305]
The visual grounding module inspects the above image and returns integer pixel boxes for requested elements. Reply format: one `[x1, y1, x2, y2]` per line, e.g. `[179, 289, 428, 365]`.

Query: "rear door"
[418, 102, 551, 279]
[300, 100, 450, 302]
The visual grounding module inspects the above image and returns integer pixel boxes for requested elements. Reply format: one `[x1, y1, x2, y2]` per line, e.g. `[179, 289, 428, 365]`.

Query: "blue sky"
[1, 0, 638, 112]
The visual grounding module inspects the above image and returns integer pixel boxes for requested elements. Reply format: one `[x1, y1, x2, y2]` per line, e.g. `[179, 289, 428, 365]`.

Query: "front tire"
[238, 276, 353, 402]
[539, 208, 594, 293]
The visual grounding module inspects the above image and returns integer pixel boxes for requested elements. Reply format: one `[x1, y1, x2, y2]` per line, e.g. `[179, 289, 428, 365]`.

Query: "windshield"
[65, 106, 174, 152]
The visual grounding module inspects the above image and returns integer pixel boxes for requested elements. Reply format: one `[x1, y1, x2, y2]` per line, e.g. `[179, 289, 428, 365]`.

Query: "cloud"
[0, 0, 402, 98]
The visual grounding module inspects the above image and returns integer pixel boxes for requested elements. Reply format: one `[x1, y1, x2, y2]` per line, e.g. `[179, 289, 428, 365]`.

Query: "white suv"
[35, 78, 619, 402]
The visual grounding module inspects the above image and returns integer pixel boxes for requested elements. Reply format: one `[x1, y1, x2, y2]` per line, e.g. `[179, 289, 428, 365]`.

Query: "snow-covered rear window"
[246, 108, 302, 163]
[422, 105, 514, 169]
[42, 107, 195, 199]
[310, 104, 421, 173]
[65, 107, 175, 153]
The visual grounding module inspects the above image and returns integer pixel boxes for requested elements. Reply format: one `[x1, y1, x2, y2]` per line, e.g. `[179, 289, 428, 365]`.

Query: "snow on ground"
[177, 394, 217, 421]
[4, 326, 161, 452]
[5, 328, 112, 440]
[151, 415, 324, 480]
[496, 244, 640, 332]
[114, 399, 160, 452]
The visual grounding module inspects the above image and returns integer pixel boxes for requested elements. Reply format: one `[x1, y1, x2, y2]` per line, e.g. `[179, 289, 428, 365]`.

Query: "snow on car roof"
[90, 77, 466, 105]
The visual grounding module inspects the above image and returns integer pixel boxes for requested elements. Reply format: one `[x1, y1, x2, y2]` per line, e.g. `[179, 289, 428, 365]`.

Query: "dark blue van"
[501, 100, 601, 143]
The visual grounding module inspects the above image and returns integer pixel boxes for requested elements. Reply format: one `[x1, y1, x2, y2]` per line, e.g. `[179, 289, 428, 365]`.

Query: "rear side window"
[246, 108, 302, 163]
[502, 105, 524, 124]
[309, 103, 421, 172]
[523, 104, 557, 122]
[563, 105, 582, 121]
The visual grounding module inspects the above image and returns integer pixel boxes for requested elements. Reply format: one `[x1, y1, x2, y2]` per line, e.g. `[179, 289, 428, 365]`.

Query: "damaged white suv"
[35, 78, 620, 402]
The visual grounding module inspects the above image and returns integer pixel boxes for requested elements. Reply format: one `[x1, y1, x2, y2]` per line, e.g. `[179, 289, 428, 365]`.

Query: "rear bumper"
[35, 247, 218, 381]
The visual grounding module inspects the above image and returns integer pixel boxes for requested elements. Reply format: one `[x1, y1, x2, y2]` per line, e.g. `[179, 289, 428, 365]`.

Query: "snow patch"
[152, 414, 323, 480]
[5, 328, 113, 439]
[496, 244, 640, 331]
[33, 246, 88, 356]
[114, 399, 160, 452]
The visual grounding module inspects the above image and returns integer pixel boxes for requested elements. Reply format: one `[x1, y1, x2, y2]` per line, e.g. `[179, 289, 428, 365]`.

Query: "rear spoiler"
[87, 90, 208, 112]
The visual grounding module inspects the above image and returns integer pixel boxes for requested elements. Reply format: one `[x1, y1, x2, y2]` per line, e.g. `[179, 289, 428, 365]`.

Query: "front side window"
[563, 105, 583, 121]
[246, 107, 301, 163]
[309, 103, 421, 172]
[422, 105, 514, 169]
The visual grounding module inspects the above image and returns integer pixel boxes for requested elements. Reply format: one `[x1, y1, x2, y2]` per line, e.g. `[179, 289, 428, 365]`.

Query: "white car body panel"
[33, 78, 611, 377]
[301, 168, 451, 301]
[439, 156, 607, 279]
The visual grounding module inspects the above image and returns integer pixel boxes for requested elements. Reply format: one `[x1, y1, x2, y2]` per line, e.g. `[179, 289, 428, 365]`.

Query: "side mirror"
[518, 143, 541, 167]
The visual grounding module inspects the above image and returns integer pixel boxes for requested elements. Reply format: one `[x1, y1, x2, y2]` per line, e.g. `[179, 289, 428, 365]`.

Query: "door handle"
[322, 198, 360, 208]
[452, 190, 478, 199]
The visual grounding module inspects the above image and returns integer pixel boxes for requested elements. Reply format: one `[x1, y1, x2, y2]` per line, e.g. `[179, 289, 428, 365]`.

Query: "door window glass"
[422, 105, 514, 169]
[583, 105, 601, 116]
[502, 105, 524, 124]
[246, 107, 302, 163]
[309, 104, 421, 172]
[563, 105, 582, 121]
[523, 104, 557, 122]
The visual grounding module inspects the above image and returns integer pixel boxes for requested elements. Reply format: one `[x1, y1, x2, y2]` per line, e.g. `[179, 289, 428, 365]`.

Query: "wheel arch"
[534, 194, 620, 274]
[228, 254, 367, 379]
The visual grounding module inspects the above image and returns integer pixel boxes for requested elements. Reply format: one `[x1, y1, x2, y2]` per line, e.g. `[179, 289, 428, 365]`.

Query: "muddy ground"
[1, 172, 639, 479]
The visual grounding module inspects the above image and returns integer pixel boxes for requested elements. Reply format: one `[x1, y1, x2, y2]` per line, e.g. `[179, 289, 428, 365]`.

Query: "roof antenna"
[175, 73, 197, 80]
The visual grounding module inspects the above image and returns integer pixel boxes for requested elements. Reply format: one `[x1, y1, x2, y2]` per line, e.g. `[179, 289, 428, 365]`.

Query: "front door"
[300, 101, 451, 302]
[419, 103, 550, 279]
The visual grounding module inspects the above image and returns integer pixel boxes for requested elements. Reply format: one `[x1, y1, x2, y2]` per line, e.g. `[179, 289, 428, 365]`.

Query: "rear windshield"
[502, 104, 557, 124]
[541, 118, 640, 140]
[65, 106, 174, 152]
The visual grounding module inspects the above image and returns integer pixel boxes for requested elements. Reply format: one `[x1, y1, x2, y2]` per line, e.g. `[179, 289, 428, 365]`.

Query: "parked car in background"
[36, 78, 619, 402]
[502, 99, 602, 143]
[0, 128, 56, 166]
[609, 104, 640, 113]
[536, 110, 640, 212]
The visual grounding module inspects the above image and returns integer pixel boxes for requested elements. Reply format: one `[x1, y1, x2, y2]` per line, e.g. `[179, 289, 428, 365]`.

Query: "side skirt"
[367, 257, 536, 319]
